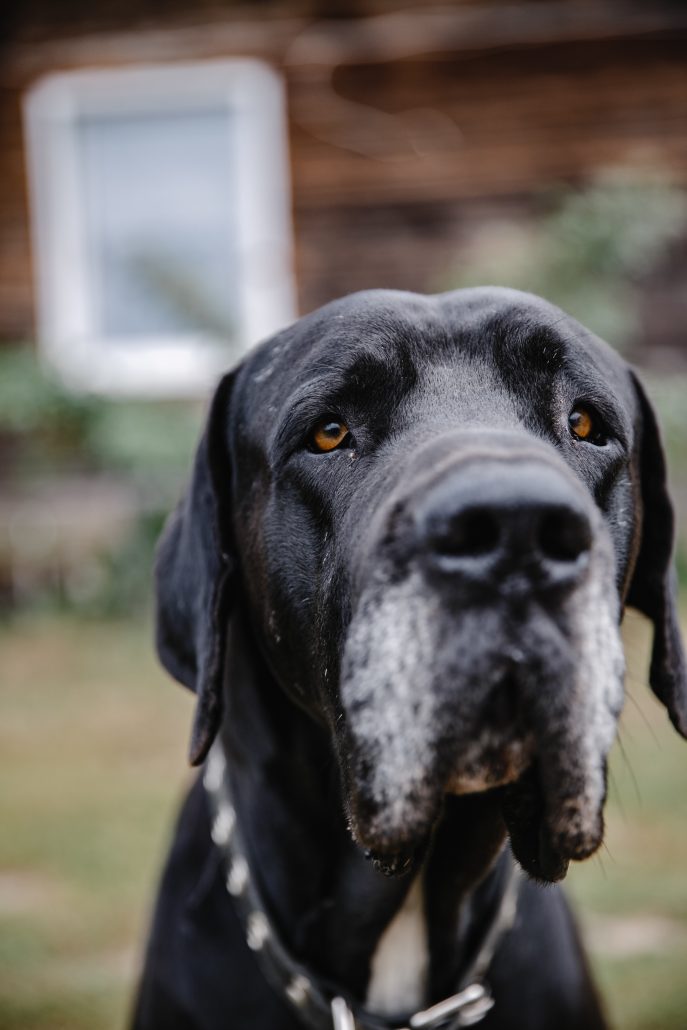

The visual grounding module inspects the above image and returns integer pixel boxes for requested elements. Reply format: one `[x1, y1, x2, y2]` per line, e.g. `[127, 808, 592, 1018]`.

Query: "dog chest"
[365, 874, 428, 1016]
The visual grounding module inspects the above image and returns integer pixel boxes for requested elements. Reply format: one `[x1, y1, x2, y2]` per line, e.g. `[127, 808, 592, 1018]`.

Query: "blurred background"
[1, 1, 686, 1027]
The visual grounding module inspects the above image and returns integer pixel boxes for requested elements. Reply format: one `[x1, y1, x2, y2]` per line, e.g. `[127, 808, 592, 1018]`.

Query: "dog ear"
[154, 372, 236, 765]
[626, 371, 687, 737]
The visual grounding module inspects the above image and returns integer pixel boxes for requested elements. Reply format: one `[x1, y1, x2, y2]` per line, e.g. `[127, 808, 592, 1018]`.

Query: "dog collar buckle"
[331, 997, 357, 1030]
[331, 983, 493, 1030]
[409, 983, 494, 1029]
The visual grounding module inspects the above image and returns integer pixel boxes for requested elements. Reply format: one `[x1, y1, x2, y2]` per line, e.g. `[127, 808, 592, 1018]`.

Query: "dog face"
[155, 287, 687, 883]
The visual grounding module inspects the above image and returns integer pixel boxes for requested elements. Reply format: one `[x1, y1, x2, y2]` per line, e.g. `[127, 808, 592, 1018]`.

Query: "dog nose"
[416, 462, 592, 593]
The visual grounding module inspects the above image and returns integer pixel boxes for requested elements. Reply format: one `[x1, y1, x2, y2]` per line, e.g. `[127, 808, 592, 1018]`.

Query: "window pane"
[78, 109, 238, 341]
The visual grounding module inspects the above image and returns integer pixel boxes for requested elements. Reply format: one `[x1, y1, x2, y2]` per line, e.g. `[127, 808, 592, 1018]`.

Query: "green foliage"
[445, 169, 687, 349]
[636, 374, 687, 583]
[84, 509, 168, 618]
[0, 348, 99, 475]
[0, 348, 94, 437]
[642, 375, 687, 481]
[0, 346, 202, 487]
[85, 401, 201, 485]
[0, 347, 203, 615]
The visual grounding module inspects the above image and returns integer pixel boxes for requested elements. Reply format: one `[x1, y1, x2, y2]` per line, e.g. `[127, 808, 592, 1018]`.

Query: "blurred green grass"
[568, 609, 687, 1029]
[0, 615, 193, 1030]
[1, 611, 686, 1030]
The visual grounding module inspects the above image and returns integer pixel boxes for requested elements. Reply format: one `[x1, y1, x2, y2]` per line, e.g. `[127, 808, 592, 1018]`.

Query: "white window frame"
[23, 60, 296, 396]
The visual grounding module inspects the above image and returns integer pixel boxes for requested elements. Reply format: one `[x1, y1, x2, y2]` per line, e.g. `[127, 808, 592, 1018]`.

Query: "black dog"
[133, 288, 686, 1030]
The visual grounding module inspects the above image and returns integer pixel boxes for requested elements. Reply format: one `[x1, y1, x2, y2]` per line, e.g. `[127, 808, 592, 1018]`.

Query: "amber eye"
[568, 406, 606, 445]
[568, 408, 593, 440]
[310, 419, 351, 453]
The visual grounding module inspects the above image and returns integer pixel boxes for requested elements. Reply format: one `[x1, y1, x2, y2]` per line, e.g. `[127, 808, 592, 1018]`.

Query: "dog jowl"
[155, 287, 687, 886]
[338, 438, 625, 882]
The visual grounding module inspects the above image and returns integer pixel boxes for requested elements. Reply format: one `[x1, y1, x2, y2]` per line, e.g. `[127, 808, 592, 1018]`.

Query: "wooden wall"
[1, 1, 686, 352]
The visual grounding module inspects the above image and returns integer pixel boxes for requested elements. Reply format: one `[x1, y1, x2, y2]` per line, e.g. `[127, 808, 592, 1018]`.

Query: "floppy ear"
[154, 372, 236, 765]
[626, 371, 687, 737]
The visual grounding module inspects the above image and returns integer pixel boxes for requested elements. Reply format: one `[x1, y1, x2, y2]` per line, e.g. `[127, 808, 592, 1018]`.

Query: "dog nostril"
[538, 507, 592, 563]
[438, 508, 501, 558]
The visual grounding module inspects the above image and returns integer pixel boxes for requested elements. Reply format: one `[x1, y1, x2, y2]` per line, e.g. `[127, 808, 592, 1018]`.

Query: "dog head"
[155, 287, 686, 882]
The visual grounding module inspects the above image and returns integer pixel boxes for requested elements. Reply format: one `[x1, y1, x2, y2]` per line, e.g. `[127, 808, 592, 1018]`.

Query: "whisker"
[606, 764, 627, 820]
[623, 687, 659, 746]
[615, 731, 641, 807]
[594, 849, 608, 879]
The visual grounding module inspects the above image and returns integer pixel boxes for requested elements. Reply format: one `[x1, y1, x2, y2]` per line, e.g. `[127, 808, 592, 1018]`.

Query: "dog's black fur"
[132, 288, 687, 1029]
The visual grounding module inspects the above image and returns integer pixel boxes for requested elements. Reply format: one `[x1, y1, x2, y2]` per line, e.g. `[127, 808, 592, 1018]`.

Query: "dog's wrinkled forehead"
[232, 287, 637, 457]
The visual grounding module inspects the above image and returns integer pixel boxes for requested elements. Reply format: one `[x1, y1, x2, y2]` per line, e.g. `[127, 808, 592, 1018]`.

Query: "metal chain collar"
[203, 740, 521, 1030]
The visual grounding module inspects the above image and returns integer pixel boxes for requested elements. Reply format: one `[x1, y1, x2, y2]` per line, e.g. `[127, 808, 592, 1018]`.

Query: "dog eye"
[568, 406, 607, 446]
[309, 419, 352, 453]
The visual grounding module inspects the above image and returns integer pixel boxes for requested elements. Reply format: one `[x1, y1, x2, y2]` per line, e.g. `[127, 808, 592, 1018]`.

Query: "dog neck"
[219, 616, 508, 1010]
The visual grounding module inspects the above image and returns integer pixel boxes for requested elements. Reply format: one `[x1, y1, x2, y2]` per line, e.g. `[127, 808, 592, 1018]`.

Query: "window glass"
[24, 61, 295, 395]
[79, 109, 238, 340]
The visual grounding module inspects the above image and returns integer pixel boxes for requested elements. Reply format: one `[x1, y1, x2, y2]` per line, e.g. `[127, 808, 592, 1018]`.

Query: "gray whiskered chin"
[338, 544, 625, 882]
